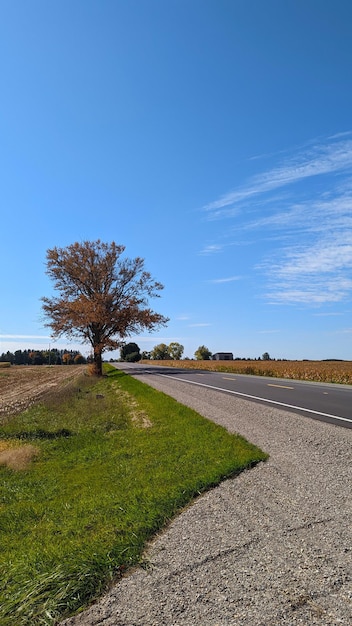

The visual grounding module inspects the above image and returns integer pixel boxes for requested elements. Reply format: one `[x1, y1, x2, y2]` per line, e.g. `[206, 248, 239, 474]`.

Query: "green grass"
[0, 364, 268, 625]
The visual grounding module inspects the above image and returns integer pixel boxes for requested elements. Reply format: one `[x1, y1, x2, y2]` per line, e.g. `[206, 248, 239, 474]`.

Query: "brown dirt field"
[0, 365, 87, 419]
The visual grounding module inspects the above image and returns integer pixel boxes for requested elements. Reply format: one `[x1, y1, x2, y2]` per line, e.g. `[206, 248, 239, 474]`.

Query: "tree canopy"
[0, 348, 84, 366]
[42, 240, 168, 375]
[194, 345, 212, 360]
[151, 343, 170, 360]
[168, 342, 184, 360]
[149, 342, 185, 360]
[120, 342, 141, 362]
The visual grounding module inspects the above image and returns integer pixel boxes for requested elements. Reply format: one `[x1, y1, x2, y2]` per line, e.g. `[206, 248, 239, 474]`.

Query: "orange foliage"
[42, 240, 168, 375]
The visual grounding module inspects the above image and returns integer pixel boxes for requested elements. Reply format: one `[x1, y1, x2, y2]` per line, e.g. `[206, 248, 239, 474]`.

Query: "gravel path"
[62, 372, 352, 625]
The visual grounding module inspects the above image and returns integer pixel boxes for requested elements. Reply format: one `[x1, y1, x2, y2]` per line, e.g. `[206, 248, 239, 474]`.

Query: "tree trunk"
[92, 348, 103, 376]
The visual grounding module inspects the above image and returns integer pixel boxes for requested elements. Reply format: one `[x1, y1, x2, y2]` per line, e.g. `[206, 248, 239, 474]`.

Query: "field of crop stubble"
[144, 359, 352, 385]
[0, 365, 87, 418]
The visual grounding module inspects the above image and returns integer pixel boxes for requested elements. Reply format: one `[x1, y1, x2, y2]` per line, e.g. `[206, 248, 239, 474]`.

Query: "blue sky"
[1, 0, 352, 360]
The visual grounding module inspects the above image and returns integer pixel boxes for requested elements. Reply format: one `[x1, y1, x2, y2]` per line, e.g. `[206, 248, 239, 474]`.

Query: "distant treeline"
[0, 348, 88, 365]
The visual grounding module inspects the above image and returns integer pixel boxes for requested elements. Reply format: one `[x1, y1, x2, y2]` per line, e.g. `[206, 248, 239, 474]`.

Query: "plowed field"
[0, 365, 87, 418]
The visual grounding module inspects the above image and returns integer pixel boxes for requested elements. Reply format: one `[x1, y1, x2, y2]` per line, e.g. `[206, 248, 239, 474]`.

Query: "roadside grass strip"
[0, 364, 267, 625]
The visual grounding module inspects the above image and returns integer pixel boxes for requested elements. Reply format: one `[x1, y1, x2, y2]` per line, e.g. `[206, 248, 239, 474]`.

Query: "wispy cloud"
[266, 274, 352, 305]
[199, 244, 224, 255]
[202, 134, 352, 305]
[261, 231, 352, 304]
[128, 336, 183, 343]
[188, 323, 211, 327]
[204, 135, 352, 215]
[312, 312, 344, 317]
[0, 334, 51, 340]
[208, 276, 241, 284]
[328, 131, 352, 140]
[268, 240, 352, 277]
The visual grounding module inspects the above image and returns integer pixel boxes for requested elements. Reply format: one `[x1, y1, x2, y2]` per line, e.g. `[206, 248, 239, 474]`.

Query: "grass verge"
[0, 364, 268, 625]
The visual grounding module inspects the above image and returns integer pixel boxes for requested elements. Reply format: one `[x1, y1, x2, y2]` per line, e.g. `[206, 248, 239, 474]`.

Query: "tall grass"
[0, 365, 267, 625]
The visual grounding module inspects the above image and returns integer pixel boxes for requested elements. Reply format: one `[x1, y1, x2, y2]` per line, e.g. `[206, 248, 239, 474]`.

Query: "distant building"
[212, 352, 233, 361]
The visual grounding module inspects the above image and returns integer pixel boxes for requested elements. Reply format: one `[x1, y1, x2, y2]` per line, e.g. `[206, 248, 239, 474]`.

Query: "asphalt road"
[114, 362, 352, 429]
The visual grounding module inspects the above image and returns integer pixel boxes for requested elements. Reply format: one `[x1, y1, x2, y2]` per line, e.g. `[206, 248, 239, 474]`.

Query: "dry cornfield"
[145, 359, 352, 385]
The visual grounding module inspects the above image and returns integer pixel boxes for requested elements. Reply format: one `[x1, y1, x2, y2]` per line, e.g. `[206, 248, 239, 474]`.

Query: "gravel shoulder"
[62, 371, 352, 625]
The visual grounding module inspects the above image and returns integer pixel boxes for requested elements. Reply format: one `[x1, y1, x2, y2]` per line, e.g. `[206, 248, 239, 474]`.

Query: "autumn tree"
[62, 352, 73, 365]
[74, 354, 86, 364]
[29, 351, 44, 365]
[42, 240, 168, 376]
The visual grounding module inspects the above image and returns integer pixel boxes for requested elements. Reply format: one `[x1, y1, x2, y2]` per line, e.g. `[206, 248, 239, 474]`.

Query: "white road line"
[157, 373, 352, 425]
[267, 383, 294, 389]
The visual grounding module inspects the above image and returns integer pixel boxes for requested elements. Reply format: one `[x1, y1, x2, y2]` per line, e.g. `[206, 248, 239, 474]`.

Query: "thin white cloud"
[261, 232, 352, 305]
[201, 134, 352, 305]
[188, 323, 211, 327]
[0, 334, 52, 340]
[312, 312, 344, 316]
[199, 244, 224, 255]
[235, 194, 352, 243]
[271, 241, 352, 277]
[267, 276, 352, 305]
[126, 336, 181, 343]
[204, 136, 352, 214]
[209, 276, 241, 283]
[328, 131, 352, 140]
